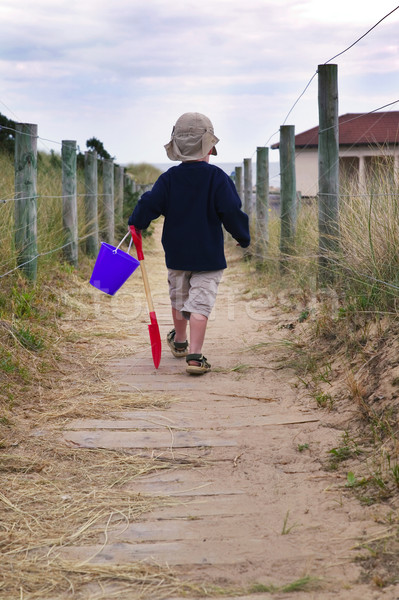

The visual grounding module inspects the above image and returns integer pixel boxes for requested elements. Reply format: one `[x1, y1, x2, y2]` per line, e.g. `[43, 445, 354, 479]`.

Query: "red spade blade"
[148, 311, 161, 369]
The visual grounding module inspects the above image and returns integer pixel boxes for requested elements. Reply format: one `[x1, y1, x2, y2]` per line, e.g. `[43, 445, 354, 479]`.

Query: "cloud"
[0, 0, 398, 162]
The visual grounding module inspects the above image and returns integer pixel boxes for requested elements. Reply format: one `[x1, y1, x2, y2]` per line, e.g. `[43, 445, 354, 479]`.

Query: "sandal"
[186, 353, 211, 375]
[167, 329, 188, 358]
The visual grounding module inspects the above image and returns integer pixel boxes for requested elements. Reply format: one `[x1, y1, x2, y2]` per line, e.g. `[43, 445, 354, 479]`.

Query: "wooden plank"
[62, 429, 239, 449]
[60, 538, 270, 566]
[125, 480, 244, 497]
[64, 414, 319, 431]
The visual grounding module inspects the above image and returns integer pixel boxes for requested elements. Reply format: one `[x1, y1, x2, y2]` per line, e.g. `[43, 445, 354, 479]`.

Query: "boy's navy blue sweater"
[128, 162, 250, 271]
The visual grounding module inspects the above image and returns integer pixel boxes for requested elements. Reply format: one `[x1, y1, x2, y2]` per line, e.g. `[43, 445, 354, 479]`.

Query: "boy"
[128, 112, 250, 375]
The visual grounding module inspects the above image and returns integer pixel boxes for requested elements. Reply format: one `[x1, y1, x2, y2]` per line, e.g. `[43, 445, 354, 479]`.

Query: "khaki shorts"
[168, 269, 224, 320]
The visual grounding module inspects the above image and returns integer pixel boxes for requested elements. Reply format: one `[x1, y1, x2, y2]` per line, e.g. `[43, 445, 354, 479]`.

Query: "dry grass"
[254, 160, 399, 317]
[125, 163, 162, 186]
[338, 167, 399, 312]
[0, 561, 204, 600]
[0, 439, 193, 599]
[252, 201, 318, 298]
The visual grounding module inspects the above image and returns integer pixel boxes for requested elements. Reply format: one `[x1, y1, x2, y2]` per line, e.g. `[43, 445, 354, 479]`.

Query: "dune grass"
[257, 164, 399, 316]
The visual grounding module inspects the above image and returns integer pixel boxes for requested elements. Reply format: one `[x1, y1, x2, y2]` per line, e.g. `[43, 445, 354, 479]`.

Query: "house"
[271, 112, 399, 197]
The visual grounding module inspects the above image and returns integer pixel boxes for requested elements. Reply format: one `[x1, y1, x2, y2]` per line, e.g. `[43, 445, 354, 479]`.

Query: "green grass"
[13, 325, 45, 352]
[249, 575, 318, 594]
[213, 363, 252, 374]
[315, 392, 333, 409]
[0, 350, 19, 374]
[326, 431, 363, 471]
[297, 443, 309, 452]
[281, 510, 299, 535]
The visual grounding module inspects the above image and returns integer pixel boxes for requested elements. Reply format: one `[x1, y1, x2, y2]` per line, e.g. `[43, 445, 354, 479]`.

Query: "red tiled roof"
[271, 112, 399, 149]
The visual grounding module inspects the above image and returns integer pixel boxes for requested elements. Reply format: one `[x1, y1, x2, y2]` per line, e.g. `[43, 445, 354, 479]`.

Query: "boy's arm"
[217, 178, 251, 248]
[128, 177, 166, 230]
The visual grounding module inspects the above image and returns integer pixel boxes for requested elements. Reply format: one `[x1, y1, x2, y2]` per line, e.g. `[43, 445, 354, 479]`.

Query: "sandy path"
[61, 227, 396, 599]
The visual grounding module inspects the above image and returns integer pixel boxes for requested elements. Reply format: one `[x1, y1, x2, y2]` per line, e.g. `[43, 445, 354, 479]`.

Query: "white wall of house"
[295, 145, 399, 196]
[295, 149, 319, 197]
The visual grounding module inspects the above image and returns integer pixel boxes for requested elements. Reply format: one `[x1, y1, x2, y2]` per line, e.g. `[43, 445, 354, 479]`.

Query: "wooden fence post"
[279, 125, 296, 269]
[243, 158, 253, 221]
[14, 123, 38, 281]
[124, 173, 135, 203]
[318, 63, 340, 284]
[62, 140, 78, 267]
[84, 150, 99, 258]
[102, 159, 114, 244]
[114, 164, 124, 228]
[235, 166, 243, 202]
[256, 146, 269, 261]
[123, 172, 130, 204]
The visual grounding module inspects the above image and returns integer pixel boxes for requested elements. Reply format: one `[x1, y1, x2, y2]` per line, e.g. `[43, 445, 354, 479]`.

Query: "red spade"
[129, 225, 162, 368]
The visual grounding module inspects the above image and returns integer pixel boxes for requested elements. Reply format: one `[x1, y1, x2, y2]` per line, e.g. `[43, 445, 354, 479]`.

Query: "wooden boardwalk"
[56, 237, 388, 599]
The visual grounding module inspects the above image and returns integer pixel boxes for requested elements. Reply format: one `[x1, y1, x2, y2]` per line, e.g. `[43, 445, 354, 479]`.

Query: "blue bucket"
[90, 242, 140, 295]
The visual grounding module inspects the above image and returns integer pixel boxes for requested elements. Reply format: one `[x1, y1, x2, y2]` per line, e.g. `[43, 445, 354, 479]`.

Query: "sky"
[0, 0, 398, 166]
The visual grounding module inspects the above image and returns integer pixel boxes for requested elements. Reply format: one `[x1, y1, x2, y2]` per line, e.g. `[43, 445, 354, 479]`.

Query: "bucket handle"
[114, 230, 133, 255]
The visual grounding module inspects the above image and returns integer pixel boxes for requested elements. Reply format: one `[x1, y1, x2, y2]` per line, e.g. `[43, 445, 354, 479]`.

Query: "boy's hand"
[129, 226, 144, 260]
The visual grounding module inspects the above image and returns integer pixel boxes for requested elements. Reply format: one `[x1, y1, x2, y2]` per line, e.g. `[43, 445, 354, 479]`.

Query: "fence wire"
[0, 234, 95, 280]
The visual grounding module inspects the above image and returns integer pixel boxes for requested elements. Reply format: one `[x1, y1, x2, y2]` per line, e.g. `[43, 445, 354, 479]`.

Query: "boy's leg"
[183, 271, 223, 368]
[167, 270, 190, 356]
[188, 313, 208, 357]
[172, 306, 188, 343]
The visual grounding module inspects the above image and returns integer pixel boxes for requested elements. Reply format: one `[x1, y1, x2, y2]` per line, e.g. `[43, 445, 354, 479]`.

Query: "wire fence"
[0, 144, 136, 281]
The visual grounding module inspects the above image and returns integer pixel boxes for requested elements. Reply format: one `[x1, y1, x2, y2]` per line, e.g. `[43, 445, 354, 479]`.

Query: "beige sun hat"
[164, 112, 219, 162]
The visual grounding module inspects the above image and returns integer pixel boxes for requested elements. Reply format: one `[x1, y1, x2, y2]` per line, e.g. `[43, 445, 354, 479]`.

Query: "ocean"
[154, 161, 281, 189]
